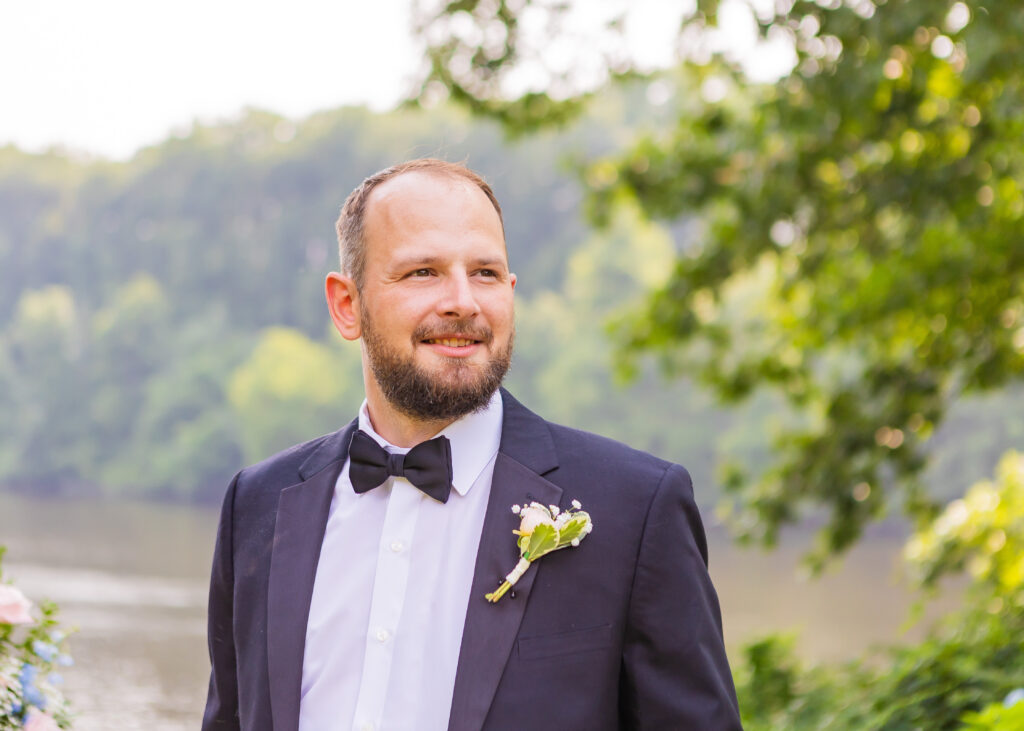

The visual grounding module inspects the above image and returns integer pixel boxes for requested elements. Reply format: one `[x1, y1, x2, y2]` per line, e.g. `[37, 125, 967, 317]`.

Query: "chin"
[422, 354, 484, 372]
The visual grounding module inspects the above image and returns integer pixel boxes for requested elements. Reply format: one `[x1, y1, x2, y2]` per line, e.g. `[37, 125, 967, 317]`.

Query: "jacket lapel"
[448, 391, 562, 731]
[267, 422, 355, 731]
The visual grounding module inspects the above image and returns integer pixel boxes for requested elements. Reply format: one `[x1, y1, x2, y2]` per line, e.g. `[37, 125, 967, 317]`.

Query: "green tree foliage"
[959, 698, 1024, 731]
[507, 206, 751, 492]
[417, 0, 1024, 565]
[0, 286, 91, 490]
[905, 450, 1024, 612]
[115, 316, 251, 501]
[733, 451, 1024, 730]
[88, 275, 172, 475]
[228, 328, 363, 464]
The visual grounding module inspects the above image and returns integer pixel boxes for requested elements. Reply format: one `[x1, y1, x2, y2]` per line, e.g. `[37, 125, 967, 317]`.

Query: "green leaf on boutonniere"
[556, 513, 591, 547]
[524, 522, 558, 560]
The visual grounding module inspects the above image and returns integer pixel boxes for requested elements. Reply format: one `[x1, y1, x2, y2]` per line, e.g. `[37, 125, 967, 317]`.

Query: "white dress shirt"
[299, 391, 503, 731]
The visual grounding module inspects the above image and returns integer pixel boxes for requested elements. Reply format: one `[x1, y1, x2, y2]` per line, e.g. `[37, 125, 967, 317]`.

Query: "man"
[203, 159, 741, 730]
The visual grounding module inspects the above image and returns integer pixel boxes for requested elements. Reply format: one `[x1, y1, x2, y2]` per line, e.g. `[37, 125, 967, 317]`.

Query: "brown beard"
[360, 310, 513, 422]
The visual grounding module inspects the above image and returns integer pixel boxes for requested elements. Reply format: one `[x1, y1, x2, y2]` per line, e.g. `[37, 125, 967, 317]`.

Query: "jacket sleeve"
[202, 471, 241, 730]
[619, 464, 743, 729]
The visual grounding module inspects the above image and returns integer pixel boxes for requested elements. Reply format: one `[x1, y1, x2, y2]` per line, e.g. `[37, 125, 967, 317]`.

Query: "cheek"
[486, 297, 516, 330]
[374, 291, 426, 323]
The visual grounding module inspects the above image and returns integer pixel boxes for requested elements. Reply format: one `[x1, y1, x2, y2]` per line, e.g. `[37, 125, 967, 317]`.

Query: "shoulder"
[505, 393, 711, 582]
[545, 420, 680, 487]
[501, 390, 692, 521]
[542, 420, 695, 531]
[502, 387, 675, 470]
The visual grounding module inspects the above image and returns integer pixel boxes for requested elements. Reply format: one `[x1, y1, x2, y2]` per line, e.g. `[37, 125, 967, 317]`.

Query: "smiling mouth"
[423, 338, 479, 347]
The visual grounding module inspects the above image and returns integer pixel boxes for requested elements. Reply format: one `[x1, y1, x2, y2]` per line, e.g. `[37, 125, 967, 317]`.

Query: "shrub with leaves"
[733, 451, 1024, 730]
[958, 690, 1024, 730]
[905, 450, 1024, 606]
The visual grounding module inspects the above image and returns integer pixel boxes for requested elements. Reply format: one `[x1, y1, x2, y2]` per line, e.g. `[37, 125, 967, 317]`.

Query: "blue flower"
[47, 672, 64, 686]
[32, 640, 58, 663]
[23, 681, 45, 710]
[11, 698, 22, 714]
[1005, 687, 1024, 708]
[56, 654, 74, 667]
[17, 663, 46, 710]
[18, 663, 37, 685]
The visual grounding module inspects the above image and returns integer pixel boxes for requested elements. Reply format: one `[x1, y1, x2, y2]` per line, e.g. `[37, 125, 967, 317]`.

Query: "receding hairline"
[363, 169, 507, 237]
[335, 158, 507, 290]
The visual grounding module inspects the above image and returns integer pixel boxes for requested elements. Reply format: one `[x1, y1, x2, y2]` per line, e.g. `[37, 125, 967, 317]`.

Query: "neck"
[363, 394, 454, 448]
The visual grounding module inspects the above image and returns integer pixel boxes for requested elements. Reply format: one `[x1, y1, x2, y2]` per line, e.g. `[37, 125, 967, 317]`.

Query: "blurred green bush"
[734, 451, 1024, 729]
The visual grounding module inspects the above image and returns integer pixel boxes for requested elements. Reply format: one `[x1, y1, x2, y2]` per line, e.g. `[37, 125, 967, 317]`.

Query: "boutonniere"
[485, 499, 593, 603]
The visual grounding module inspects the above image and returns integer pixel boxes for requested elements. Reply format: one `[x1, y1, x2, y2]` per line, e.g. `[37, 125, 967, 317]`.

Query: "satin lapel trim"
[266, 458, 344, 731]
[448, 452, 563, 731]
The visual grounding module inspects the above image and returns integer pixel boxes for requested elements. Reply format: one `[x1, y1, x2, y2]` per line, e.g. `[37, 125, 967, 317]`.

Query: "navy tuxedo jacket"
[203, 390, 741, 730]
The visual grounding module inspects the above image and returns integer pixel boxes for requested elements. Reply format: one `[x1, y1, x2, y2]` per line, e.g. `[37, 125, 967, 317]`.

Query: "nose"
[436, 270, 481, 318]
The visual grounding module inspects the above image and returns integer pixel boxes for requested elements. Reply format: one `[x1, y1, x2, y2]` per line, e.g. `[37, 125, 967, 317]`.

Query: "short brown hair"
[335, 158, 505, 290]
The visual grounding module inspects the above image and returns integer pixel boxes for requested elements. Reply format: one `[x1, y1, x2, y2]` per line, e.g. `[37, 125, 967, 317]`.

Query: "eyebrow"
[390, 256, 508, 270]
[471, 257, 508, 269]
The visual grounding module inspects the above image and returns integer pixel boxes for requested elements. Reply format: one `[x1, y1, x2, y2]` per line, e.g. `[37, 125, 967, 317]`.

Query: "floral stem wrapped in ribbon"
[485, 499, 593, 603]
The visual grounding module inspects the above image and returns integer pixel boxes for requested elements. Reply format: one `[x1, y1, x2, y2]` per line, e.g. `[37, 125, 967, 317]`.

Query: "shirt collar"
[356, 390, 503, 497]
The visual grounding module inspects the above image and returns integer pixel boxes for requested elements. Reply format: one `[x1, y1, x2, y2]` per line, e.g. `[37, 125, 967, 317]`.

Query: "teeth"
[428, 338, 473, 347]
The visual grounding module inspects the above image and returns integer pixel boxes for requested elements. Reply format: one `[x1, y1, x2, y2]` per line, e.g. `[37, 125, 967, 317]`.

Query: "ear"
[325, 272, 361, 341]
[510, 272, 517, 291]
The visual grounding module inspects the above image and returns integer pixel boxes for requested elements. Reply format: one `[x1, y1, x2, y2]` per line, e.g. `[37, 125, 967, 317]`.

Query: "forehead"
[363, 171, 505, 250]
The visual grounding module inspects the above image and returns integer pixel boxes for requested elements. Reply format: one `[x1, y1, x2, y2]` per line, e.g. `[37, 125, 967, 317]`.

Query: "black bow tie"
[348, 429, 454, 504]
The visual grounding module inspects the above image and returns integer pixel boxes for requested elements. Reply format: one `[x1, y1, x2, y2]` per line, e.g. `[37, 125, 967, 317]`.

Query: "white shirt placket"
[350, 477, 423, 731]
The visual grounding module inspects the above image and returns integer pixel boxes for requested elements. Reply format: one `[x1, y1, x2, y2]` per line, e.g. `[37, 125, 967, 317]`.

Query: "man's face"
[355, 172, 516, 422]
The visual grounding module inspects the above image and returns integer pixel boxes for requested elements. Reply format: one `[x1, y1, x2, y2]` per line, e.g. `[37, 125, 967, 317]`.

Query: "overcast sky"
[0, 0, 786, 160]
[0, 0, 421, 159]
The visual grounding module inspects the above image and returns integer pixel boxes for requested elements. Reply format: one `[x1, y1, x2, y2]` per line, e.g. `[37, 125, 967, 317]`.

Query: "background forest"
[2, 93, 1021, 512]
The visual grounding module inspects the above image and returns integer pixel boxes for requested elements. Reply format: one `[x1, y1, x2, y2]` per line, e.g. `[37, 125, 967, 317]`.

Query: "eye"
[409, 268, 433, 277]
[478, 268, 499, 278]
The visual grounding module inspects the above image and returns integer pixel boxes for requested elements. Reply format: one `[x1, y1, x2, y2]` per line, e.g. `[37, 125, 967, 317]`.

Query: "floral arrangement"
[486, 499, 593, 603]
[0, 548, 73, 730]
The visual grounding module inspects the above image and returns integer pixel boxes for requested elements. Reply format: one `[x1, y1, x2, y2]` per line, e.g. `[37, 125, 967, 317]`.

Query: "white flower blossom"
[518, 505, 554, 535]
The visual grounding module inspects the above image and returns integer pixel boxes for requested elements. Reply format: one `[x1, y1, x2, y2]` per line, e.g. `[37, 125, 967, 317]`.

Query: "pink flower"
[0, 583, 34, 624]
[518, 505, 554, 536]
[24, 711, 61, 731]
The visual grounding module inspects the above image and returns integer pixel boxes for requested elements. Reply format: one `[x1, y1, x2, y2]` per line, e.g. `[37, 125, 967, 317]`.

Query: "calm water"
[0, 493, 959, 729]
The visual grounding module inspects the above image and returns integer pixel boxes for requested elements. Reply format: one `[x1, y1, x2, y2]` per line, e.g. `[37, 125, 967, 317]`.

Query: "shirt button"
[389, 540, 404, 553]
[375, 628, 390, 643]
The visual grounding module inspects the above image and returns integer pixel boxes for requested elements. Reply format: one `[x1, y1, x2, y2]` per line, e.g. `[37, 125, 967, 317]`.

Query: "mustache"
[413, 321, 493, 343]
